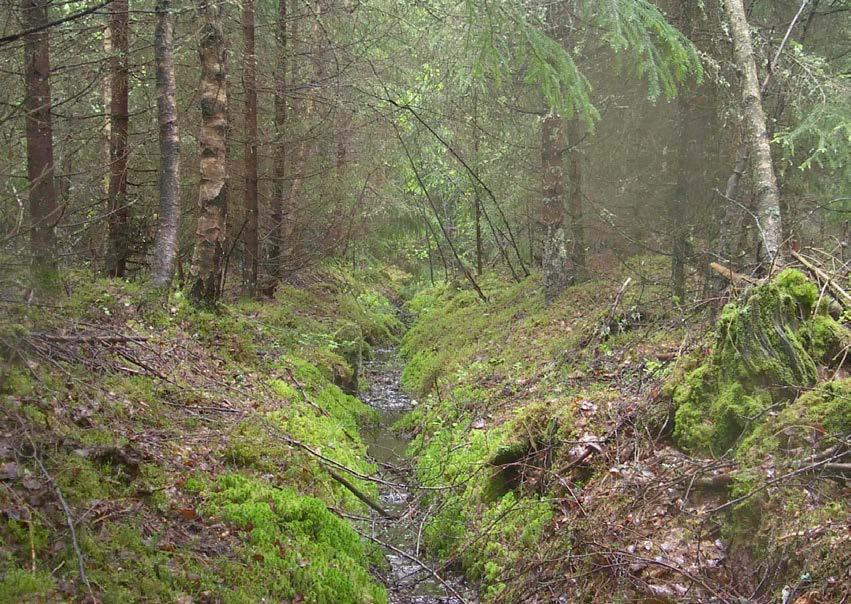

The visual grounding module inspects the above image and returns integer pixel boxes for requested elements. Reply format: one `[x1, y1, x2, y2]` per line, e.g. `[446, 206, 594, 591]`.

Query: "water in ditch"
[359, 348, 477, 604]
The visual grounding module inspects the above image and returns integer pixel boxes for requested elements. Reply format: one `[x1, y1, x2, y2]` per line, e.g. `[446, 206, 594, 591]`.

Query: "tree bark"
[150, 0, 180, 288]
[105, 0, 130, 277]
[189, 0, 228, 305]
[101, 22, 112, 199]
[241, 0, 258, 296]
[21, 0, 58, 274]
[723, 0, 784, 267]
[472, 89, 483, 277]
[270, 0, 288, 280]
[541, 113, 568, 304]
[566, 119, 586, 283]
[281, 3, 305, 271]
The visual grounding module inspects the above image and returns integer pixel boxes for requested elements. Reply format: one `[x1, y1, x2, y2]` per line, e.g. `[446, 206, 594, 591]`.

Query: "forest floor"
[1, 256, 849, 603]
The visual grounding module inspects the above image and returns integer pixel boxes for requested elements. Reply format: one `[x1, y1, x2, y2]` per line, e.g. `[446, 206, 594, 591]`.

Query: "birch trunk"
[723, 0, 784, 267]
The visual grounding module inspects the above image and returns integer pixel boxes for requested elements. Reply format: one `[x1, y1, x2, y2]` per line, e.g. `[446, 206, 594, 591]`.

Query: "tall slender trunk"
[150, 0, 180, 288]
[106, 0, 130, 277]
[670, 103, 690, 302]
[102, 23, 112, 198]
[723, 0, 783, 267]
[21, 0, 57, 274]
[270, 0, 288, 279]
[541, 113, 568, 304]
[566, 119, 585, 282]
[717, 142, 748, 270]
[282, 4, 305, 269]
[189, 0, 228, 305]
[472, 90, 483, 276]
[241, 0, 258, 296]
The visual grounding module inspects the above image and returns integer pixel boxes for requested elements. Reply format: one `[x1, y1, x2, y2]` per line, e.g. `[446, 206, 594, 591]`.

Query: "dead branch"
[25, 433, 92, 596]
[708, 262, 760, 287]
[323, 465, 397, 519]
[791, 250, 851, 309]
[31, 333, 149, 344]
[352, 526, 469, 604]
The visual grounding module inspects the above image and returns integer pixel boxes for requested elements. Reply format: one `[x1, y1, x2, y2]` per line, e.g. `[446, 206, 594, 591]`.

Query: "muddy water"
[360, 348, 477, 604]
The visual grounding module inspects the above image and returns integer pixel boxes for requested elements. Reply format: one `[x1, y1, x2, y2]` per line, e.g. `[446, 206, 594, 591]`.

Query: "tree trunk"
[566, 119, 586, 282]
[189, 0, 228, 305]
[472, 90, 483, 276]
[241, 0, 258, 296]
[541, 113, 568, 304]
[670, 107, 690, 302]
[150, 0, 180, 288]
[101, 22, 112, 199]
[270, 0, 288, 280]
[106, 0, 130, 277]
[723, 0, 784, 267]
[21, 0, 58, 274]
[281, 4, 305, 271]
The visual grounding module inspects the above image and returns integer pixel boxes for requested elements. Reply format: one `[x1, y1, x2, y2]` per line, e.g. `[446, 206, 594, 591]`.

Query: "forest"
[0, 0, 849, 602]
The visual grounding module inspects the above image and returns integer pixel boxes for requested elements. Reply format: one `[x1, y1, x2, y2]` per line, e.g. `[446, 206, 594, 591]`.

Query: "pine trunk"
[21, 0, 57, 273]
[150, 0, 180, 288]
[241, 0, 258, 296]
[189, 0, 228, 305]
[723, 0, 784, 267]
[106, 0, 130, 277]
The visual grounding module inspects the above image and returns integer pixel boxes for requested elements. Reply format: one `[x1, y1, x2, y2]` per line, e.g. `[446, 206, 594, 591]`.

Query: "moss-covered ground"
[397, 260, 849, 602]
[0, 266, 404, 603]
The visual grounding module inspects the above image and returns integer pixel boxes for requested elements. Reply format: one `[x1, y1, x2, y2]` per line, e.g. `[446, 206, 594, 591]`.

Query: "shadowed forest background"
[0, 0, 849, 602]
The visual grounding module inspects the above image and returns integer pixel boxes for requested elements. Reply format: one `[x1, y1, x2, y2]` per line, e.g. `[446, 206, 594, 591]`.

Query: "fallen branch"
[32, 333, 149, 344]
[323, 465, 397, 519]
[708, 262, 760, 287]
[791, 250, 851, 309]
[26, 436, 92, 596]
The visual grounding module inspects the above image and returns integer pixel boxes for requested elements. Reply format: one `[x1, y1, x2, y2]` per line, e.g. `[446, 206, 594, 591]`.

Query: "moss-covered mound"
[672, 269, 848, 455]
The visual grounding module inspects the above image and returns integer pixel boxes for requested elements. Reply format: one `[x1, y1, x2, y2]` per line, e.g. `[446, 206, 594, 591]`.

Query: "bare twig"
[23, 432, 93, 597]
[352, 527, 469, 604]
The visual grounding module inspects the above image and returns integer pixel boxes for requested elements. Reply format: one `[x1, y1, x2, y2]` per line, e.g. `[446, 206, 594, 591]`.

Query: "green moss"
[0, 567, 56, 603]
[206, 474, 386, 604]
[801, 314, 846, 362]
[1, 368, 36, 396]
[400, 349, 442, 395]
[671, 270, 843, 455]
[21, 404, 47, 427]
[4, 518, 49, 559]
[55, 455, 112, 501]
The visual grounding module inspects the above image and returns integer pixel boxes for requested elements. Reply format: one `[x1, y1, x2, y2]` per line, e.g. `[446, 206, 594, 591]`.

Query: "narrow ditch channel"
[359, 347, 478, 604]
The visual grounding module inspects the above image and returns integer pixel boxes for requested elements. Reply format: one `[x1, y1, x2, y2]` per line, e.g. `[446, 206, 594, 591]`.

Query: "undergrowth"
[398, 261, 849, 602]
[0, 265, 402, 602]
